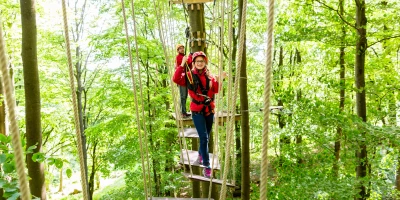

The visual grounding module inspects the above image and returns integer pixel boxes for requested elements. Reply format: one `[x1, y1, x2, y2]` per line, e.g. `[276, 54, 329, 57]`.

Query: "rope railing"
[60, 1, 89, 199]
[220, 0, 247, 199]
[129, 0, 153, 196]
[152, 1, 194, 178]
[0, 17, 31, 200]
[260, 0, 275, 199]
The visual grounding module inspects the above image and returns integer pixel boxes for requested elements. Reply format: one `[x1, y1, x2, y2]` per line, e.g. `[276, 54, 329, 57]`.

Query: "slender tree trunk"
[295, 49, 303, 165]
[277, 47, 288, 166]
[354, 0, 368, 199]
[75, 46, 90, 199]
[58, 167, 63, 192]
[333, 0, 346, 177]
[88, 141, 97, 198]
[0, 77, 5, 199]
[237, 0, 250, 199]
[20, 0, 46, 199]
[296, 89, 303, 165]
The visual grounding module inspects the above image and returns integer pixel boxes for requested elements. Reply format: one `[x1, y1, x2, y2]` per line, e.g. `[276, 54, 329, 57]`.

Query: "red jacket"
[175, 53, 193, 69]
[172, 67, 219, 113]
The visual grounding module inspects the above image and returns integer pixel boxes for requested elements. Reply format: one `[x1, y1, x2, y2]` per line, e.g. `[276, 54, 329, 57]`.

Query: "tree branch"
[367, 35, 400, 48]
[314, 0, 356, 30]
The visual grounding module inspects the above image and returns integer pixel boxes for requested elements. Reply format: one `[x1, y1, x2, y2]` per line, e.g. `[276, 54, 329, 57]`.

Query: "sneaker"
[196, 154, 203, 165]
[203, 167, 211, 178]
[181, 113, 191, 118]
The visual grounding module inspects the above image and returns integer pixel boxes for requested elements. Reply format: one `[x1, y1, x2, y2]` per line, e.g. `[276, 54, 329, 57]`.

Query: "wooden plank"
[170, 0, 213, 4]
[179, 149, 221, 170]
[178, 128, 199, 138]
[182, 173, 236, 187]
[151, 198, 213, 200]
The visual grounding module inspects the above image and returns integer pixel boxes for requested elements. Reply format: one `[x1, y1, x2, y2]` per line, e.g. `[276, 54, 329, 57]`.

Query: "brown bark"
[354, 0, 368, 199]
[333, 0, 346, 177]
[88, 141, 97, 198]
[239, 0, 250, 197]
[20, 0, 46, 199]
[187, 3, 206, 198]
[0, 77, 5, 200]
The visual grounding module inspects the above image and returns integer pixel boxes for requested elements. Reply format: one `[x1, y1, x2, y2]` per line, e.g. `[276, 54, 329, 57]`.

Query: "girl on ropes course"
[173, 51, 226, 178]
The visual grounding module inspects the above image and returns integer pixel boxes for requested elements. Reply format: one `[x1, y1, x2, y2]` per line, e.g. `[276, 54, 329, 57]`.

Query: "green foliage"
[0, 135, 19, 199]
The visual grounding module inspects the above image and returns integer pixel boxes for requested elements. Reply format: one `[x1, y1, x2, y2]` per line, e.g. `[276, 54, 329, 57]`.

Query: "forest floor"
[48, 171, 125, 200]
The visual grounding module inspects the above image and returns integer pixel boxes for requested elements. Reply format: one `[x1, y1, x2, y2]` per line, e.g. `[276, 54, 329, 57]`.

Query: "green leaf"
[32, 153, 45, 162]
[4, 186, 17, 192]
[26, 145, 37, 154]
[3, 163, 15, 173]
[0, 179, 5, 188]
[7, 192, 20, 200]
[66, 168, 72, 178]
[0, 154, 6, 163]
[55, 159, 63, 169]
[0, 134, 7, 143]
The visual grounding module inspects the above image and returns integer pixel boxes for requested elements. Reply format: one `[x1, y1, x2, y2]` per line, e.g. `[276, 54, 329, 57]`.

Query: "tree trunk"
[20, 0, 47, 199]
[333, 0, 346, 177]
[277, 47, 288, 167]
[0, 77, 5, 199]
[295, 50, 303, 165]
[88, 141, 97, 199]
[58, 167, 63, 192]
[238, 0, 250, 199]
[354, 0, 368, 199]
[187, 3, 209, 198]
[75, 46, 90, 199]
[296, 89, 303, 165]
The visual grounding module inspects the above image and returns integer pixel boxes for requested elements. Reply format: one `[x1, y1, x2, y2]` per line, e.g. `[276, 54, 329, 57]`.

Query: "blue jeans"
[192, 112, 214, 167]
[179, 86, 188, 114]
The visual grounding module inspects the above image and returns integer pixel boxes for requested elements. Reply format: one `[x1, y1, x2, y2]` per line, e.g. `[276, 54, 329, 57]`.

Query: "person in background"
[173, 51, 227, 178]
[175, 44, 192, 118]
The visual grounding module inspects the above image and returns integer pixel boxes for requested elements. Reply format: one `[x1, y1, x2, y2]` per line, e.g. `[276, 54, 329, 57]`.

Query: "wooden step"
[179, 149, 221, 170]
[182, 173, 236, 187]
[178, 128, 198, 138]
[150, 198, 213, 200]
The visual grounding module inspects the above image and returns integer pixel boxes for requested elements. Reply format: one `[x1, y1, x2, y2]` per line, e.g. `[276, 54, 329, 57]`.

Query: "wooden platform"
[182, 173, 235, 187]
[178, 128, 199, 138]
[172, 111, 241, 126]
[170, 0, 213, 4]
[151, 198, 213, 200]
[179, 149, 221, 170]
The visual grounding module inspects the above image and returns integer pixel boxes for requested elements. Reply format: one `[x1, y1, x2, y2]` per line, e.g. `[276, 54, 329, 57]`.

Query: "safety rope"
[227, 0, 236, 187]
[220, 0, 248, 198]
[208, 0, 225, 198]
[129, 0, 153, 196]
[153, 1, 194, 178]
[0, 18, 31, 200]
[60, 1, 89, 199]
[260, 0, 275, 199]
[120, 0, 151, 198]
